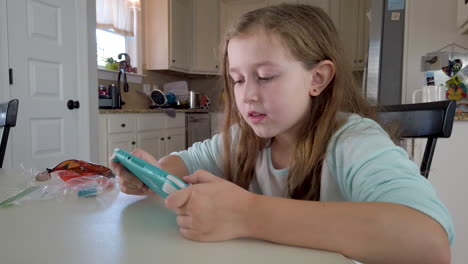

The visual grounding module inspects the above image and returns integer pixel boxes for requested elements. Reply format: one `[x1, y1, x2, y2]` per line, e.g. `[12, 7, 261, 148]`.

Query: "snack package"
[1, 161, 117, 207]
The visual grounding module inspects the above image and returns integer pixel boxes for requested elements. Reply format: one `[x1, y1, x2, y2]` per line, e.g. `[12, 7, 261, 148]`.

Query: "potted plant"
[104, 57, 119, 71]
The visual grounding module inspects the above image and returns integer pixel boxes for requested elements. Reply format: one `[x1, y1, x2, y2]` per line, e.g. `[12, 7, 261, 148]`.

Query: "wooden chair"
[0, 99, 19, 168]
[376, 100, 456, 178]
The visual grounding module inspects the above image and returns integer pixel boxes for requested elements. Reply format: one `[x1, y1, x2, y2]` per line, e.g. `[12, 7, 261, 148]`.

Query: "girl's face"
[228, 30, 313, 140]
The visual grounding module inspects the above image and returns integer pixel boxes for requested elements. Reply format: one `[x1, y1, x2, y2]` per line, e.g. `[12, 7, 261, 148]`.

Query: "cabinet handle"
[167, 136, 171, 140]
[161, 138, 165, 141]
[359, 59, 363, 63]
[131, 141, 136, 145]
[121, 123, 126, 127]
[172, 59, 175, 63]
[215, 65, 219, 68]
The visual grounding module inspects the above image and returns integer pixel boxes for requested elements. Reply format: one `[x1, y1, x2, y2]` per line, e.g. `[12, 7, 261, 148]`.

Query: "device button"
[162, 182, 178, 195]
[167, 175, 186, 189]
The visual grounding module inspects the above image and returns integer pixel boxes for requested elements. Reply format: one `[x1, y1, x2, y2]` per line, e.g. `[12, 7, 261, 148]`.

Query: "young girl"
[111, 4, 453, 264]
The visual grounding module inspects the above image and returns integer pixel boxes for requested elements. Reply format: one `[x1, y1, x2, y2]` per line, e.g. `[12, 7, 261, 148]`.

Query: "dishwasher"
[186, 113, 211, 148]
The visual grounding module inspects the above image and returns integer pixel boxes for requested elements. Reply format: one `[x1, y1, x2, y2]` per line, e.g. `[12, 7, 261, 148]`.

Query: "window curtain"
[96, 0, 140, 37]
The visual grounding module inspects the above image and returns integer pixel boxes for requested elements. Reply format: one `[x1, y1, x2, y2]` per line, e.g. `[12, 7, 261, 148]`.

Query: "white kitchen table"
[0, 169, 353, 264]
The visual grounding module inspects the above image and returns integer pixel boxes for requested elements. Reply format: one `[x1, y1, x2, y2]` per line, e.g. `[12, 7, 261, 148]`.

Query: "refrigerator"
[365, 0, 406, 105]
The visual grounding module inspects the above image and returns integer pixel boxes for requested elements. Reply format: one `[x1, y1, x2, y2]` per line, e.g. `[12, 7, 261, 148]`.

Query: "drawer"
[166, 113, 185, 128]
[107, 115, 136, 134]
[137, 114, 165, 132]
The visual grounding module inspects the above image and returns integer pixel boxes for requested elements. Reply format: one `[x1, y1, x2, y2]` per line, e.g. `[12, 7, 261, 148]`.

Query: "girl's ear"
[309, 60, 335, 97]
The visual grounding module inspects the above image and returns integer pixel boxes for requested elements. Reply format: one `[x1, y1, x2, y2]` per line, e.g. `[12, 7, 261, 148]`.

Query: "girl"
[111, 4, 453, 264]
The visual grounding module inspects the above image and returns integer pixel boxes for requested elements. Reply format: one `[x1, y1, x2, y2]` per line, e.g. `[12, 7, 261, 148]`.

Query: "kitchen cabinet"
[219, 0, 373, 70]
[191, 0, 220, 74]
[145, 0, 220, 74]
[219, 0, 337, 38]
[335, 0, 370, 70]
[145, 0, 192, 71]
[220, 0, 267, 38]
[99, 113, 186, 166]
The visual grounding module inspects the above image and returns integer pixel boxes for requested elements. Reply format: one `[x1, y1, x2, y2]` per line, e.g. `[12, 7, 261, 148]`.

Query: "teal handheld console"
[112, 148, 188, 198]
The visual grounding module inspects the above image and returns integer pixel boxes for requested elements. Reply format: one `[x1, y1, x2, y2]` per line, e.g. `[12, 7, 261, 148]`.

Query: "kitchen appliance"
[189, 91, 200, 108]
[99, 84, 123, 109]
[365, 0, 405, 105]
[186, 113, 211, 148]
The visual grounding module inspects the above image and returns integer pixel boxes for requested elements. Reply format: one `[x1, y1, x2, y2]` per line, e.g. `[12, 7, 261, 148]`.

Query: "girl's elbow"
[425, 233, 451, 264]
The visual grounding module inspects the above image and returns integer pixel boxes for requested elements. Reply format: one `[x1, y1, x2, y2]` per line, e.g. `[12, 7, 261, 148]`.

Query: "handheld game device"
[112, 148, 188, 198]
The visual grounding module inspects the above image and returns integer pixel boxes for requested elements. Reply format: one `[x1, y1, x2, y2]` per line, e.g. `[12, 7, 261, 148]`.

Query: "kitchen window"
[96, 0, 141, 73]
[96, 29, 127, 68]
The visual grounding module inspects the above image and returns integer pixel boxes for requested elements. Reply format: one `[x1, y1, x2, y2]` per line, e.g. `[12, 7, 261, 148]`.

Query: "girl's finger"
[176, 215, 193, 229]
[165, 186, 193, 209]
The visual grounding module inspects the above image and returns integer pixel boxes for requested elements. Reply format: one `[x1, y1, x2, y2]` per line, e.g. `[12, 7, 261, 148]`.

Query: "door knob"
[67, 100, 80, 110]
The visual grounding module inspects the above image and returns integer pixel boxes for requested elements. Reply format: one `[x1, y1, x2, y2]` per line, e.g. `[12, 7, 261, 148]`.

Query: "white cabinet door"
[170, 0, 192, 70]
[192, 0, 220, 74]
[220, 0, 267, 38]
[336, 0, 360, 69]
[108, 133, 137, 156]
[137, 130, 165, 160]
[165, 127, 186, 156]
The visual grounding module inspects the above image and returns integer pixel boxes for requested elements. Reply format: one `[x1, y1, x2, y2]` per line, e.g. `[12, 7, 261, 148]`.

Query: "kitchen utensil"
[189, 91, 200, 108]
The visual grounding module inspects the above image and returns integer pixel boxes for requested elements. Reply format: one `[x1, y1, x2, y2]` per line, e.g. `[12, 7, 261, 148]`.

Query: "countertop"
[100, 109, 468, 120]
[99, 108, 210, 114]
[455, 112, 468, 121]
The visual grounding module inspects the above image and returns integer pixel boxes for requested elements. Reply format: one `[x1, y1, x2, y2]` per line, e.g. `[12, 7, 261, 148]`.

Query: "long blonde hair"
[220, 4, 376, 200]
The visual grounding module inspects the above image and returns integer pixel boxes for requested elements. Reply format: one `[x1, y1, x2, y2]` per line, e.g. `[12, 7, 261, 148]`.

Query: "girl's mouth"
[248, 111, 266, 124]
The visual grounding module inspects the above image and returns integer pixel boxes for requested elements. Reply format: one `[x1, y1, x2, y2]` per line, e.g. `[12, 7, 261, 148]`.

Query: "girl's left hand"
[165, 170, 255, 242]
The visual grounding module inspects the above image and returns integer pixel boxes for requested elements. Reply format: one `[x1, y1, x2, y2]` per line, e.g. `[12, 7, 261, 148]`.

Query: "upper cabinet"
[145, 0, 369, 74]
[145, 0, 192, 71]
[220, 0, 336, 39]
[145, 0, 220, 74]
[335, 0, 370, 70]
[220, 0, 267, 39]
[192, 0, 220, 74]
[219, 0, 368, 71]
[458, 0, 468, 33]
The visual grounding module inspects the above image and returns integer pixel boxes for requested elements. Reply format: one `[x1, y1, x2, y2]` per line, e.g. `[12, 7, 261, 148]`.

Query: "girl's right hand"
[109, 148, 158, 195]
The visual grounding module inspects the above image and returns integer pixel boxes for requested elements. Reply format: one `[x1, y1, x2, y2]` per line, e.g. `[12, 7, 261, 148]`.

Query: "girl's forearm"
[244, 195, 450, 264]
[157, 155, 189, 178]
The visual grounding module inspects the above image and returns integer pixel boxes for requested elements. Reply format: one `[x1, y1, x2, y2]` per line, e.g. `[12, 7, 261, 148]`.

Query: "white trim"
[98, 68, 145, 84]
[75, 0, 91, 161]
[402, 0, 410, 104]
[0, 0, 12, 168]
[0, 1, 9, 102]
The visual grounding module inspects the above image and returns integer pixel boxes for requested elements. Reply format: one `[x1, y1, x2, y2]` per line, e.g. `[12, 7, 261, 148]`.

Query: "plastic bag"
[1, 165, 117, 207]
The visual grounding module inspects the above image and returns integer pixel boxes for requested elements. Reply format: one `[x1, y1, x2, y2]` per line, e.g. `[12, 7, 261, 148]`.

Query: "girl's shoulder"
[335, 113, 387, 138]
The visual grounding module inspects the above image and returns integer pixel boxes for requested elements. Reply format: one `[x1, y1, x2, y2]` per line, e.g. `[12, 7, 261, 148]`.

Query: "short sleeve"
[326, 115, 455, 245]
[171, 133, 224, 178]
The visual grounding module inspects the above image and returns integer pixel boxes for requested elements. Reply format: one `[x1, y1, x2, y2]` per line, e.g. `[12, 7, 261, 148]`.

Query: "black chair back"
[0, 99, 19, 168]
[376, 100, 456, 178]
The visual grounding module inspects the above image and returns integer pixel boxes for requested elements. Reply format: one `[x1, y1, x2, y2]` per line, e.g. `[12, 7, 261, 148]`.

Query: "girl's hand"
[165, 170, 255, 242]
[109, 148, 157, 195]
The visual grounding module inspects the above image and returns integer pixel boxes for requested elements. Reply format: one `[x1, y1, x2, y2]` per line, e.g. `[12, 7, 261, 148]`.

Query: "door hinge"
[9, 68, 13, 85]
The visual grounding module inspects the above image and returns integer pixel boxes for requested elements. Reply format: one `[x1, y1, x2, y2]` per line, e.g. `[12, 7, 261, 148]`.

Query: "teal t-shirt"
[172, 114, 455, 245]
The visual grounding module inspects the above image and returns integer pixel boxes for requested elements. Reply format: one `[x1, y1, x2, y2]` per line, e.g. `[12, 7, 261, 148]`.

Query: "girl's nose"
[243, 80, 259, 103]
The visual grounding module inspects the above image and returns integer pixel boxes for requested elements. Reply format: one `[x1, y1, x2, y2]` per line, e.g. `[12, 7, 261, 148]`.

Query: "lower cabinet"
[99, 113, 186, 166]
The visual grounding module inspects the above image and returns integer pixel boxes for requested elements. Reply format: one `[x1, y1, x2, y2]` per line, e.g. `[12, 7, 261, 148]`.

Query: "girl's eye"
[258, 76, 274, 81]
[233, 80, 244, 85]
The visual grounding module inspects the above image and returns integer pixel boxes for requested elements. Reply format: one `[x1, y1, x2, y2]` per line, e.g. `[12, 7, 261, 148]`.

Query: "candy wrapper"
[0, 161, 117, 207]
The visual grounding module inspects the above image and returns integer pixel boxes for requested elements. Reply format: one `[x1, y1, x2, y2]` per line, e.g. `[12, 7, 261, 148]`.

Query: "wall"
[404, 1, 468, 263]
